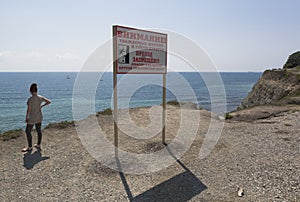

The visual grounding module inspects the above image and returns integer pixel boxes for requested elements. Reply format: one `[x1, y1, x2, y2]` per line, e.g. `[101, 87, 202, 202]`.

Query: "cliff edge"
[239, 51, 300, 109]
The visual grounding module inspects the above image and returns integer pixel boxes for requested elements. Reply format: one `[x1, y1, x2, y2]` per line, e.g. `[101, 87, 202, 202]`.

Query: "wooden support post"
[113, 72, 118, 149]
[113, 26, 118, 156]
[162, 73, 166, 144]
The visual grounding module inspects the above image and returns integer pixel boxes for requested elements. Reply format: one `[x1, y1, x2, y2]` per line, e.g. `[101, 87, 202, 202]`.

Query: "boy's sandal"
[34, 144, 42, 150]
[21, 147, 32, 152]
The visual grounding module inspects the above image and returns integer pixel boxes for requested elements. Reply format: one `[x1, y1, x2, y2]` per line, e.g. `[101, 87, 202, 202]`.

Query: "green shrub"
[0, 129, 23, 141]
[167, 100, 179, 106]
[289, 88, 300, 97]
[283, 51, 300, 69]
[225, 113, 233, 119]
[97, 108, 113, 116]
[45, 120, 75, 129]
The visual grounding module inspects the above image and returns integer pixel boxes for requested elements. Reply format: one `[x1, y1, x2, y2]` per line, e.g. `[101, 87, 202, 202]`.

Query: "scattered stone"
[237, 188, 244, 197]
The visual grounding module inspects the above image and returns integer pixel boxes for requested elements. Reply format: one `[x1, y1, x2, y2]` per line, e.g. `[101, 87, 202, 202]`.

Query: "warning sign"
[113, 25, 167, 74]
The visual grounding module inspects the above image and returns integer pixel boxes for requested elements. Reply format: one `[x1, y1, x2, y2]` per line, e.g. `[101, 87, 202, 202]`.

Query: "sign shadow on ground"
[117, 144, 207, 202]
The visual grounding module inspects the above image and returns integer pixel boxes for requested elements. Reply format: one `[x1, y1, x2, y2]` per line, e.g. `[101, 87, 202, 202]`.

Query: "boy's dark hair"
[30, 83, 38, 93]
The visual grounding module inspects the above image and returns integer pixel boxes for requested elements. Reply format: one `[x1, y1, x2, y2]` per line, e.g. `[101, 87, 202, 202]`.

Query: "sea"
[0, 72, 261, 133]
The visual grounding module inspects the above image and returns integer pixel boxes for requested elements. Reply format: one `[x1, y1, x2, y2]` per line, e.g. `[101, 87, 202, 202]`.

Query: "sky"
[0, 0, 299, 72]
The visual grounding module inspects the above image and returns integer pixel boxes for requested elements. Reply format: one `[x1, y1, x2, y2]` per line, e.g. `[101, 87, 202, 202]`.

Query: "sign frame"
[113, 25, 168, 154]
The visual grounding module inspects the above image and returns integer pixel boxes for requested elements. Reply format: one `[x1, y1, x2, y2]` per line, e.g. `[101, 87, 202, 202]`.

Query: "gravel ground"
[0, 105, 299, 201]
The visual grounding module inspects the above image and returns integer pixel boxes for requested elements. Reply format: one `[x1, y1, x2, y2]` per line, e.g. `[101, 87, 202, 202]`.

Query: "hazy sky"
[0, 0, 299, 72]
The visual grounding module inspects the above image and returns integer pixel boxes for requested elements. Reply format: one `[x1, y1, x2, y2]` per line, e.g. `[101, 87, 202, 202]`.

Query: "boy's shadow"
[23, 150, 50, 169]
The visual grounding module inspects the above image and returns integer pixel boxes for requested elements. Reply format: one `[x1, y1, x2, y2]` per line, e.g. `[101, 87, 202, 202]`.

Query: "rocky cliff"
[239, 52, 300, 110]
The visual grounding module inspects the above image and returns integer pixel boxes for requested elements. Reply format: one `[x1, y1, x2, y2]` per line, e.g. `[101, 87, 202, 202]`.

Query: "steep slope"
[239, 52, 300, 109]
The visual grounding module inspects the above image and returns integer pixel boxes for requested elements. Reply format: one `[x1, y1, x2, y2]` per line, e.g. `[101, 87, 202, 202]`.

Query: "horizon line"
[0, 70, 264, 73]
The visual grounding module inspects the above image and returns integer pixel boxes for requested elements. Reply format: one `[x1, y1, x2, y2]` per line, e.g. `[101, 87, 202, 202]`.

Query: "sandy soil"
[0, 104, 299, 201]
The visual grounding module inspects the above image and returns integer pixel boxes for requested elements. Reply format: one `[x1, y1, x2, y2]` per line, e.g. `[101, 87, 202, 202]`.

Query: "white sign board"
[113, 25, 167, 74]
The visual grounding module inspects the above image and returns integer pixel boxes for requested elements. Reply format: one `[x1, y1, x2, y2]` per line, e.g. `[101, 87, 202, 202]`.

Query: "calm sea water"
[0, 72, 261, 133]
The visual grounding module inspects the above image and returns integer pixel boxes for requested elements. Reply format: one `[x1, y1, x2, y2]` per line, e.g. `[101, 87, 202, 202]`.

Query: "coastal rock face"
[239, 52, 300, 109]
